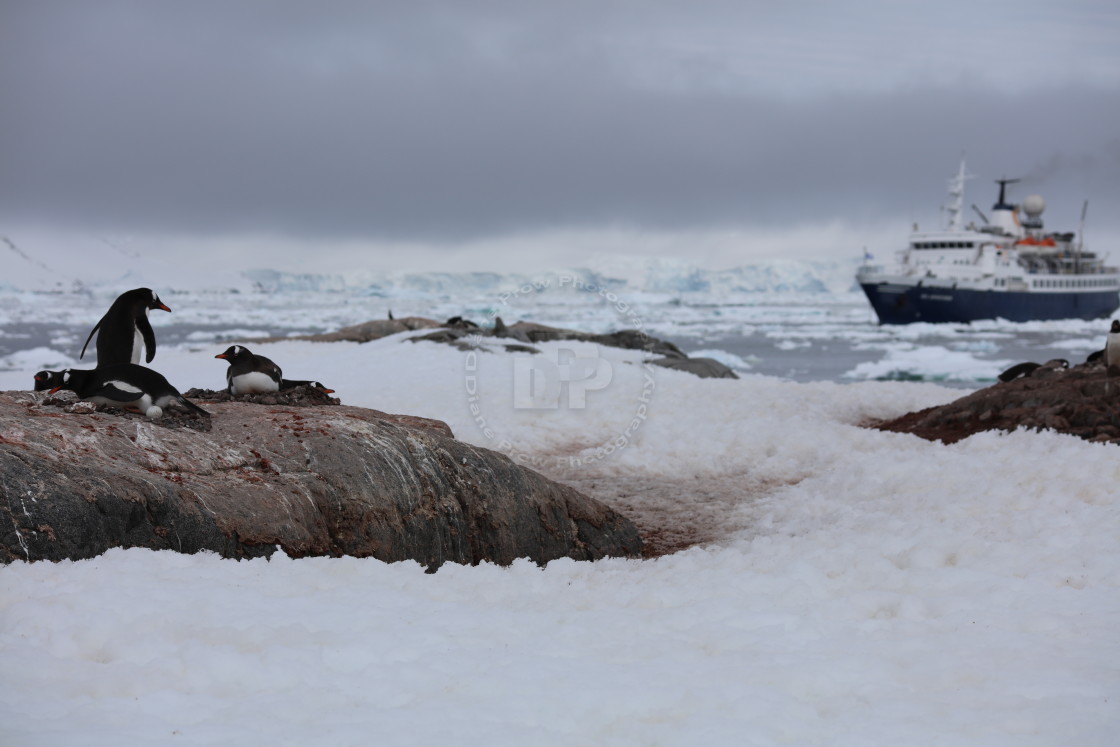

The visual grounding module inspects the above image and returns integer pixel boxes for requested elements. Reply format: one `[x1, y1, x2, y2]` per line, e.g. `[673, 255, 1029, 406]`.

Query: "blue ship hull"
[860, 282, 1120, 324]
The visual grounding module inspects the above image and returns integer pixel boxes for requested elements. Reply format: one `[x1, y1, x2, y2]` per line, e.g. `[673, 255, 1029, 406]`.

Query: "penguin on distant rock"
[1030, 358, 1069, 380]
[80, 288, 171, 366]
[47, 364, 209, 419]
[1105, 320, 1120, 376]
[215, 345, 282, 395]
[997, 361, 1041, 383]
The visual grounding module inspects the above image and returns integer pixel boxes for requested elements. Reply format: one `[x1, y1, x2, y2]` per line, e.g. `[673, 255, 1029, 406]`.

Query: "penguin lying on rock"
[80, 288, 172, 366]
[45, 364, 209, 420]
[215, 345, 283, 395]
[280, 379, 335, 394]
[997, 358, 1069, 383]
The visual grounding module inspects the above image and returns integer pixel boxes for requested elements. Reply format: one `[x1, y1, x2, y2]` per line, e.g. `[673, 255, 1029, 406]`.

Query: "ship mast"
[945, 158, 973, 230]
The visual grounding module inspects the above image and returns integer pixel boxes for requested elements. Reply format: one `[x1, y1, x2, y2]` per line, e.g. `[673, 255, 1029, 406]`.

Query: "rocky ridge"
[874, 358, 1120, 444]
[0, 390, 642, 567]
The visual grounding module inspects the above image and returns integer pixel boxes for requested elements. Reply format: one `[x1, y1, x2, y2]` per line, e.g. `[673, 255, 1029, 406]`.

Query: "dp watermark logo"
[512, 345, 612, 409]
[463, 275, 657, 469]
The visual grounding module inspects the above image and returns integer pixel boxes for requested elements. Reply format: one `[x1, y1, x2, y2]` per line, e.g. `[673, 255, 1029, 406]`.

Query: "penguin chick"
[80, 288, 171, 366]
[215, 345, 282, 395]
[49, 364, 209, 419]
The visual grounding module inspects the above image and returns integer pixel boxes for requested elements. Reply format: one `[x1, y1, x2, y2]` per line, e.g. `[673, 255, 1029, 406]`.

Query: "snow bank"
[1, 336, 1118, 744]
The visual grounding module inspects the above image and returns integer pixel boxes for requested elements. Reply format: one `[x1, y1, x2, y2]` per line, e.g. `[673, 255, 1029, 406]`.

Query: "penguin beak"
[214, 353, 228, 359]
[48, 385, 62, 394]
[157, 302, 172, 312]
[322, 388, 335, 394]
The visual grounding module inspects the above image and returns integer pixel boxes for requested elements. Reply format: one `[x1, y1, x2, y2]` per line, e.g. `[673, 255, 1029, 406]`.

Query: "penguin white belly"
[230, 371, 280, 395]
[1107, 335, 1120, 365]
[86, 391, 156, 417]
[131, 326, 144, 365]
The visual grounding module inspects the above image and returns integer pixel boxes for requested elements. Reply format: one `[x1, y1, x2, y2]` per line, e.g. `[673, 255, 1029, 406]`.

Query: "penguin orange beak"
[214, 353, 228, 359]
[48, 385, 62, 394]
[157, 302, 172, 312]
[322, 388, 335, 394]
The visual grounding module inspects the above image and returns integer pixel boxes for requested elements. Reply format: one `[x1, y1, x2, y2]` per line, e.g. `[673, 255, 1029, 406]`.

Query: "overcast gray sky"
[2, 0, 1118, 273]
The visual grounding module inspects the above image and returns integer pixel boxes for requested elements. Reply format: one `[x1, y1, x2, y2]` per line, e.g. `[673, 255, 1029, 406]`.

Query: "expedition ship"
[857, 161, 1119, 324]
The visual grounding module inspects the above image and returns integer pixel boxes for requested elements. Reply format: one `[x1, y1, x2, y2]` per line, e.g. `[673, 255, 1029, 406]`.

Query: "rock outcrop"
[874, 359, 1120, 444]
[0, 391, 642, 567]
[242, 316, 738, 378]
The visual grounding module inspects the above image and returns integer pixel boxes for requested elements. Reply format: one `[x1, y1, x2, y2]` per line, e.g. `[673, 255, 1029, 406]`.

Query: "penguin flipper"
[94, 382, 146, 404]
[139, 315, 157, 363]
[79, 318, 103, 360]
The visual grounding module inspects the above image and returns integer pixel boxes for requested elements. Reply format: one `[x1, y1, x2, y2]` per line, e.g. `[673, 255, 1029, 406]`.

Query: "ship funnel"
[990, 178, 1023, 237]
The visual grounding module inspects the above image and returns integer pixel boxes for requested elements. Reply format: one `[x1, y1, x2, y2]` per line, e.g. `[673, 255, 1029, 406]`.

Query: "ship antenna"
[945, 158, 974, 230]
[1078, 199, 1088, 272]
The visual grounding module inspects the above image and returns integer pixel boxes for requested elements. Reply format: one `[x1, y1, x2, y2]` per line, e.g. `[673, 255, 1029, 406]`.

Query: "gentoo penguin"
[33, 370, 66, 391]
[1105, 320, 1120, 376]
[47, 364, 209, 420]
[1030, 358, 1069, 380]
[215, 345, 282, 395]
[80, 288, 171, 366]
[997, 361, 1041, 383]
[280, 379, 335, 394]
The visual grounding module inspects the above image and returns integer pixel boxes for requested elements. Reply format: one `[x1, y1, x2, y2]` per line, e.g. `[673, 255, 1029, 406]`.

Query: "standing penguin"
[1105, 320, 1120, 376]
[80, 288, 172, 366]
[47, 364, 209, 420]
[215, 345, 283, 395]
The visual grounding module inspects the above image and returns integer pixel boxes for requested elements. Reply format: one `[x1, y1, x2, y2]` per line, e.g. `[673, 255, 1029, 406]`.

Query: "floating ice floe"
[843, 345, 1013, 383]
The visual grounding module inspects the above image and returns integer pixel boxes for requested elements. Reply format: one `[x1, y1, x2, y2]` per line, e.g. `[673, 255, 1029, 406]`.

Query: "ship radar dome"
[1022, 194, 1046, 217]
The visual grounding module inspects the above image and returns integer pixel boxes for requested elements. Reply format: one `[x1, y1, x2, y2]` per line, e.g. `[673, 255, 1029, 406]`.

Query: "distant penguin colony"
[31, 287, 338, 423]
[215, 345, 283, 395]
[80, 288, 171, 366]
[46, 363, 209, 420]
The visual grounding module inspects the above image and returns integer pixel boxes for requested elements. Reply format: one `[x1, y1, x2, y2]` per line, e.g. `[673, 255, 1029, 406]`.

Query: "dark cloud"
[2, 1, 1118, 247]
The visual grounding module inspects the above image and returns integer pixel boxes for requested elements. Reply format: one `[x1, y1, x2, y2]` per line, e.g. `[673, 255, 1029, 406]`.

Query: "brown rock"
[240, 317, 443, 344]
[0, 391, 642, 567]
[874, 360, 1120, 444]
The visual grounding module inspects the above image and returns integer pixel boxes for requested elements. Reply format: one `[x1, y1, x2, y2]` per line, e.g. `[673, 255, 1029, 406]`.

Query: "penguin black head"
[215, 345, 249, 362]
[1111, 320, 1120, 334]
[33, 370, 65, 392]
[124, 287, 171, 313]
[47, 368, 86, 395]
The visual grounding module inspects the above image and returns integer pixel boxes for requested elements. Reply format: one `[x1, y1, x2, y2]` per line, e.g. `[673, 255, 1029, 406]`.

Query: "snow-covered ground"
[2, 331, 1118, 745]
